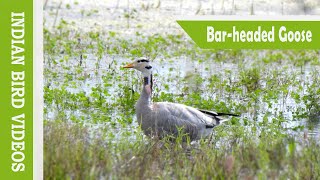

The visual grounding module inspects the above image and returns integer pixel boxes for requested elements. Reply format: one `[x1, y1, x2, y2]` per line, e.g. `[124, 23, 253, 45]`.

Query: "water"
[44, 0, 320, 140]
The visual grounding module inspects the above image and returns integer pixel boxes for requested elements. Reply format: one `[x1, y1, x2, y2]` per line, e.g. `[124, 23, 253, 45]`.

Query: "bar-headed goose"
[123, 58, 238, 141]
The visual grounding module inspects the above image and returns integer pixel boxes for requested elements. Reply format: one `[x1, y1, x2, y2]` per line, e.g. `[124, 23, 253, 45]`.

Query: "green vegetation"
[44, 2, 320, 179]
[45, 120, 320, 179]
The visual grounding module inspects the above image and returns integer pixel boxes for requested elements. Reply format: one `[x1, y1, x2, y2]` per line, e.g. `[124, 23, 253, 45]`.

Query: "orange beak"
[123, 63, 134, 68]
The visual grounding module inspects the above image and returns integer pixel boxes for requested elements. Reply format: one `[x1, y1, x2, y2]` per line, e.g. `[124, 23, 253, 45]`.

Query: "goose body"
[124, 58, 238, 141]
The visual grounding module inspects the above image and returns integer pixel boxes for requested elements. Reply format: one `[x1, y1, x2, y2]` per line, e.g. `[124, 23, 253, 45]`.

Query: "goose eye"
[145, 66, 152, 69]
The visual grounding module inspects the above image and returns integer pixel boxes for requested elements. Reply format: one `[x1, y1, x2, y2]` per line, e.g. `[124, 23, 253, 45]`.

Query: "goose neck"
[139, 74, 153, 103]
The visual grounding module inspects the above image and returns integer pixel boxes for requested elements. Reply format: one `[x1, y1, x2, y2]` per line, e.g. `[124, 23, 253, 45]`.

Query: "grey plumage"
[123, 58, 238, 141]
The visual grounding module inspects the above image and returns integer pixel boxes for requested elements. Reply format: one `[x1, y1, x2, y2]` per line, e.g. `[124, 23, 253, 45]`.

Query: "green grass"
[44, 120, 320, 179]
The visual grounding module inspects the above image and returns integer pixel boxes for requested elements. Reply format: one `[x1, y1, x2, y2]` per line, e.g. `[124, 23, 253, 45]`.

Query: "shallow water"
[44, 0, 320, 141]
[44, 52, 320, 139]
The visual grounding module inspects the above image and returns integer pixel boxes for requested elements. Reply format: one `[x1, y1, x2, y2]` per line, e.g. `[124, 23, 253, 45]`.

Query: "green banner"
[177, 20, 320, 49]
[0, 0, 33, 179]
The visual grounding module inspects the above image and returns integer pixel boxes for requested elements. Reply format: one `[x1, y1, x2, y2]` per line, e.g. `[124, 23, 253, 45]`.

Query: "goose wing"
[198, 109, 239, 117]
[154, 113, 199, 140]
[150, 102, 217, 139]
[153, 102, 217, 126]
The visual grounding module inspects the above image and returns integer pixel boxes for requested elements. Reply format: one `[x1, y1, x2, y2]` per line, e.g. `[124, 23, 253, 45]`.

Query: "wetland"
[44, 0, 320, 179]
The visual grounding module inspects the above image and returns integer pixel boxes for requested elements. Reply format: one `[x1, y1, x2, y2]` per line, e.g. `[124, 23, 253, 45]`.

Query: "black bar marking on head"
[137, 59, 150, 63]
[145, 66, 152, 69]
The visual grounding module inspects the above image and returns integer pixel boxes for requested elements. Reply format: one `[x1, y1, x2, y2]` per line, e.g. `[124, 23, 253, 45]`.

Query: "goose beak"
[123, 63, 134, 68]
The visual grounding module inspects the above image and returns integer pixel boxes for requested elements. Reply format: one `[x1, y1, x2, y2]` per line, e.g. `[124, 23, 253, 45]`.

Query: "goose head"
[123, 58, 153, 77]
